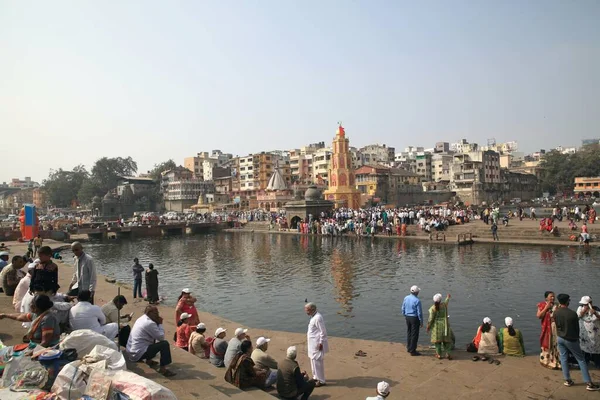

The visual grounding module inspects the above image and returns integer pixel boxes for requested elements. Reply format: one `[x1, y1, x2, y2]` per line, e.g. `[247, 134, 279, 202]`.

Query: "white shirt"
[13, 273, 31, 311]
[126, 314, 165, 361]
[69, 301, 105, 332]
[366, 396, 386, 400]
[307, 311, 329, 359]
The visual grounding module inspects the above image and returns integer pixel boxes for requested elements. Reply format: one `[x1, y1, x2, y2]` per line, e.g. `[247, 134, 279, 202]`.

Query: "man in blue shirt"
[402, 285, 423, 356]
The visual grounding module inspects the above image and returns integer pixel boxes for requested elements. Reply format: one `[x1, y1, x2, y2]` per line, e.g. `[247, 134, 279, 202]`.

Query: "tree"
[539, 144, 600, 195]
[43, 165, 90, 207]
[77, 179, 104, 205]
[90, 157, 138, 195]
[148, 159, 176, 182]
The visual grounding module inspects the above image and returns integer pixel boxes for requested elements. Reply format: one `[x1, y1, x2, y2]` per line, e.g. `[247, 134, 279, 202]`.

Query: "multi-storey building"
[450, 139, 479, 153]
[435, 142, 450, 153]
[32, 188, 47, 209]
[312, 148, 332, 185]
[354, 165, 422, 206]
[164, 179, 215, 212]
[574, 177, 600, 197]
[450, 150, 505, 204]
[360, 144, 395, 166]
[481, 141, 518, 154]
[289, 151, 314, 184]
[9, 177, 39, 188]
[414, 153, 432, 182]
[582, 139, 600, 146]
[184, 150, 233, 180]
[233, 152, 291, 196]
[431, 153, 454, 182]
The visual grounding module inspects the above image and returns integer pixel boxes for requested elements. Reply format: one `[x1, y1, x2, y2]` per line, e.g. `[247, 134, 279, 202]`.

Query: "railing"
[429, 232, 446, 241]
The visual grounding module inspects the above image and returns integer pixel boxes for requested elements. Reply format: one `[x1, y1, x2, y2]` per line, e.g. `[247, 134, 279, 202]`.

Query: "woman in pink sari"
[536, 291, 561, 369]
[175, 288, 200, 327]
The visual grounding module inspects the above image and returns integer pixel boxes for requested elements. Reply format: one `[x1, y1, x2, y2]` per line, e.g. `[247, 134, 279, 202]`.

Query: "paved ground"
[0, 240, 598, 399]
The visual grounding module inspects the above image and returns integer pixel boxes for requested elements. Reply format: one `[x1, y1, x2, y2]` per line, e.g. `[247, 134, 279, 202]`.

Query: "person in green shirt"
[498, 317, 525, 357]
[426, 293, 452, 359]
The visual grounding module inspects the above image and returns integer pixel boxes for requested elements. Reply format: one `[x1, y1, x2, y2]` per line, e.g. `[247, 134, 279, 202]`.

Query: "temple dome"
[304, 185, 321, 201]
[267, 169, 287, 191]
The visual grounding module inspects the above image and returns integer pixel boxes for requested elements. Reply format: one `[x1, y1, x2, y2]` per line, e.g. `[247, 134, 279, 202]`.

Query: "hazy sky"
[2, 1, 599, 183]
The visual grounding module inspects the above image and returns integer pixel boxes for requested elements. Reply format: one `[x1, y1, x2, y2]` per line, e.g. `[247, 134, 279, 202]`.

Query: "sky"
[1, 0, 599, 183]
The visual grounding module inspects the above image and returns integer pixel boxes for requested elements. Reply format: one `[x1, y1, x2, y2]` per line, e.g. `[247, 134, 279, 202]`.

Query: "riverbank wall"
[0, 240, 599, 399]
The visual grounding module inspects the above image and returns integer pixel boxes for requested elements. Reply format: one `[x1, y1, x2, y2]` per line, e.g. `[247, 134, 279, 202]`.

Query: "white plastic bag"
[51, 361, 88, 400]
[59, 329, 118, 357]
[106, 370, 177, 400]
[86, 345, 126, 371]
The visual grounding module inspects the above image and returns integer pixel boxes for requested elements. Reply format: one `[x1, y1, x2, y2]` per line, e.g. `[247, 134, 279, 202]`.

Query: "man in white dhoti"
[305, 302, 328, 387]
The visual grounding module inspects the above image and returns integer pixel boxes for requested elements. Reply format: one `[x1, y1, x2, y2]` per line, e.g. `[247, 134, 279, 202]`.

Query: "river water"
[82, 233, 600, 352]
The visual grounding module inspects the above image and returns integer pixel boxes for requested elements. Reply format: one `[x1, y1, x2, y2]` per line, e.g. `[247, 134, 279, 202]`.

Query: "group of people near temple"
[402, 285, 600, 392]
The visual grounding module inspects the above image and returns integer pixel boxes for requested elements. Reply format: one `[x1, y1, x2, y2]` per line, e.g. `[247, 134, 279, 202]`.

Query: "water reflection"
[83, 233, 600, 351]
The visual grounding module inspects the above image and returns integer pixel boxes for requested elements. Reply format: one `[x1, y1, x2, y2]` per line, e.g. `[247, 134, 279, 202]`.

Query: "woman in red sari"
[536, 291, 561, 369]
[175, 288, 200, 327]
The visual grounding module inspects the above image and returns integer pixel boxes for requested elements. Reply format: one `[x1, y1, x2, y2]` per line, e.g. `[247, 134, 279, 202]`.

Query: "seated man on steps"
[277, 346, 316, 400]
[126, 305, 176, 377]
[101, 295, 133, 347]
[69, 290, 118, 339]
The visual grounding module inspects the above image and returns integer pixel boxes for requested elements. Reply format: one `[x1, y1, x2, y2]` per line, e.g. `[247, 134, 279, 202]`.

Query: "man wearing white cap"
[305, 302, 328, 386]
[277, 346, 315, 400]
[250, 337, 278, 387]
[366, 381, 391, 400]
[210, 327, 228, 367]
[224, 327, 250, 368]
[402, 285, 423, 356]
[252, 337, 278, 381]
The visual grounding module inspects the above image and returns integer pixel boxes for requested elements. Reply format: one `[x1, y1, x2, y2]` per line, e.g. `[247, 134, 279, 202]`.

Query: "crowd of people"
[267, 205, 475, 237]
[0, 241, 179, 377]
[401, 285, 600, 392]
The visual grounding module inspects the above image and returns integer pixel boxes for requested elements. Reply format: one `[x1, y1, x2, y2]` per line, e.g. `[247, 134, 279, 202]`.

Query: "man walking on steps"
[402, 285, 423, 356]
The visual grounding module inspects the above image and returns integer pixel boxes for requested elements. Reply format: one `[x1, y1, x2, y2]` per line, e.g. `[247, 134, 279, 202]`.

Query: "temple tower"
[323, 123, 361, 209]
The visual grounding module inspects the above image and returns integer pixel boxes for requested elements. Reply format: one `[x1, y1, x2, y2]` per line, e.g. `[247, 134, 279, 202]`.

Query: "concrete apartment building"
[431, 153, 454, 182]
[414, 153, 433, 182]
[184, 150, 233, 180]
[450, 139, 479, 153]
[450, 150, 504, 204]
[161, 167, 216, 212]
[312, 147, 332, 184]
[289, 142, 325, 184]
[574, 177, 600, 197]
[233, 152, 291, 196]
[9, 177, 39, 189]
[360, 144, 395, 166]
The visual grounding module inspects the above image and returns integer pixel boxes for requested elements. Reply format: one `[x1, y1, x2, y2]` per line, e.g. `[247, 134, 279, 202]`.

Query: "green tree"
[43, 165, 90, 207]
[77, 179, 104, 205]
[148, 159, 176, 181]
[90, 156, 138, 194]
[539, 144, 600, 195]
